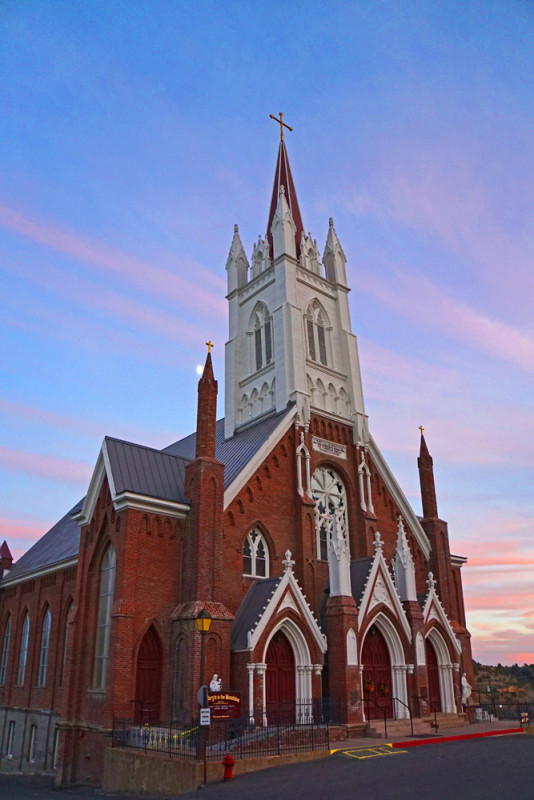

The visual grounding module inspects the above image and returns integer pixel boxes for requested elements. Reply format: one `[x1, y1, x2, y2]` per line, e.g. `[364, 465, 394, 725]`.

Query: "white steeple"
[224, 140, 368, 443]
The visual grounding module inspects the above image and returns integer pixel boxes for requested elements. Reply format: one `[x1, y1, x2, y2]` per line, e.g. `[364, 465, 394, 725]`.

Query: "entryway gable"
[422, 573, 461, 656]
[357, 533, 411, 641]
[233, 550, 327, 655]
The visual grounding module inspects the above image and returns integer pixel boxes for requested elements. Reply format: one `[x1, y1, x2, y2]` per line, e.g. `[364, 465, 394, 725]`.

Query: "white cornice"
[74, 439, 190, 526]
[224, 406, 298, 508]
[113, 492, 189, 518]
[368, 436, 431, 560]
[450, 555, 467, 568]
[0, 556, 78, 588]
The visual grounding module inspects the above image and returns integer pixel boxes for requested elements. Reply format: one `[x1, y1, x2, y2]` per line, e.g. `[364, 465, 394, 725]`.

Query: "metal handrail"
[363, 696, 388, 739]
[392, 696, 413, 736]
[413, 695, 439, 732]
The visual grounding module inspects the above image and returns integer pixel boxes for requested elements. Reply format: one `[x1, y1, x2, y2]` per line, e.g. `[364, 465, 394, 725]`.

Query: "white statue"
[209, 674, 222, 692]
[461, 672, 472, 704]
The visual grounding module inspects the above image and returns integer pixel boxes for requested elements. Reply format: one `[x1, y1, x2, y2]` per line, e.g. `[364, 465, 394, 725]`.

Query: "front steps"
[366, 712, 469, 739]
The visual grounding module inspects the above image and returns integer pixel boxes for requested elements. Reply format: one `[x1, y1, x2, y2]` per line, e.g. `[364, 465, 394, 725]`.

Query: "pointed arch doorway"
[361, 625, 394, 719]
[265, 630, 295, 722]
[135, 626, 163, 724]
[425, 638, 442, 712]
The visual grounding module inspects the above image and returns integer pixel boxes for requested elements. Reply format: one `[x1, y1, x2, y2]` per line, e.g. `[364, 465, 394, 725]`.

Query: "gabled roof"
[105, 437, 190, 503]
[164, 406, 294, 490]
[231, 557, 327, 655]
[422, 578, 462, 655]
[1, 499, 83, 586]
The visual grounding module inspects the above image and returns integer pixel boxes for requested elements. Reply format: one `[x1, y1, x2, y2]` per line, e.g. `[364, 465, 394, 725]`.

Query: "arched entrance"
[361, 625, 394, 719]
[265, 630, 295, 722]
[425, 638, 442, 712]
[135, 626, 162, 724]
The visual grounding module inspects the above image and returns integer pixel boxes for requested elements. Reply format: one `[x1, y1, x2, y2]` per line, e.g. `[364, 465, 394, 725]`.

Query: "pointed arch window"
[250, 304, 274, 373]
[93, 544, 116, 690]
[37, 607, 51, 687]
[311, 467, 349, 561]
[0, 615, 11, 685]
[17, 613, 30, 685]
[243, 530, 269, 578]
[305, 301, 329, 367]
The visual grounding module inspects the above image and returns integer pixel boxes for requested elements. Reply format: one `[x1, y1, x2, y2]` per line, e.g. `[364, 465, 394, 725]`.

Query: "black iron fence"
[465, 701, 534, 725]
[112, 714, 330, 761]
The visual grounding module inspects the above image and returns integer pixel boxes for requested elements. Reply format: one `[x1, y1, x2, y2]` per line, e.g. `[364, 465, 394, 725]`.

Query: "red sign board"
[208, 692, 241, 720]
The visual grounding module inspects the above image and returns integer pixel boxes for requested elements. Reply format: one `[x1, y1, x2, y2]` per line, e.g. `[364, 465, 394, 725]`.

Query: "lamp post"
[196, 608, 212, 693]
[195, 608, 212, 785]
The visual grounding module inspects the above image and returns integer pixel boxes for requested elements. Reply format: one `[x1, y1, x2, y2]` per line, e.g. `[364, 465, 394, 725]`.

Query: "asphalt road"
[1, 734, 533, 800]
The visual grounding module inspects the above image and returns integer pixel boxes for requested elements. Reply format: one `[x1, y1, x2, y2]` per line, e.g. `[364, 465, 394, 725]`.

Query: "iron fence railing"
[464, 701, 534, 725]
[112, 715, 330, 761]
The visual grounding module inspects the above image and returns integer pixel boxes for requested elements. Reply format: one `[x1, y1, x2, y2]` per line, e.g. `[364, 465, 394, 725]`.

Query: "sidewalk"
[336, 718, 524, 751]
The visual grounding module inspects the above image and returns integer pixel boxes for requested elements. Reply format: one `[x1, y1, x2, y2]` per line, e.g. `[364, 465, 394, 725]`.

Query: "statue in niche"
[210, 674, 222, 692]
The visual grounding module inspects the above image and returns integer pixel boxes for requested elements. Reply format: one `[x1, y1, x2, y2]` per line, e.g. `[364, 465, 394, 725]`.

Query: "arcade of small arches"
[307, 375, 350, 418]
[237, 378, 276, 425]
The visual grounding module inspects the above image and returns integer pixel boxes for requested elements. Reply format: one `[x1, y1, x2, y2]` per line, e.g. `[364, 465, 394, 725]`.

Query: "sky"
[0, 0, 533, 666]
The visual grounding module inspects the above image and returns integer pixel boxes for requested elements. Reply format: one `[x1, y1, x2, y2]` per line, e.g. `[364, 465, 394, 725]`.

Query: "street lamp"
[195, 609, 212, 690]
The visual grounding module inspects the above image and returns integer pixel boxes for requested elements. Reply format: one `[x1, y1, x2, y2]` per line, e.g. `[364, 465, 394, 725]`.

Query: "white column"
[247, 663, 256, 724]
[392, 665, 409, 718]
[256, 663, 267, 726]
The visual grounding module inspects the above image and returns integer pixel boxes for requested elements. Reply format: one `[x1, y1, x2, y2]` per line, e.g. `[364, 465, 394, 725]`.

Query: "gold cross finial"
[419, 425, 424, 436]
[270, 112, 293, 142]
[206, 340, 214, 353]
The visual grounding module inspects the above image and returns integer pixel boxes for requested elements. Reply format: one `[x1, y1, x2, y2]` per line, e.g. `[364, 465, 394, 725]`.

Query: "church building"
[0, 131, 473, 784]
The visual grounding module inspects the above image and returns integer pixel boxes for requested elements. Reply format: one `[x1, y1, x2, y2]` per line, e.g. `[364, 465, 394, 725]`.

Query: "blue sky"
[1, 0, 533, 664]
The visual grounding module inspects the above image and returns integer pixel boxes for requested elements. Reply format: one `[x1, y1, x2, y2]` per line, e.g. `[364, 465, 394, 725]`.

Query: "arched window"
[311, 467, 349, 561]
[17, 613, 30, 685]
[305, 301, 329, 367]
[0, 615, 11, 685]
[60, 602, 74, 687]
[242, 530, 269, 577]
[249, 303, 273, 373]
[37, 607, 51, 687]
[93, 544, 116, 690]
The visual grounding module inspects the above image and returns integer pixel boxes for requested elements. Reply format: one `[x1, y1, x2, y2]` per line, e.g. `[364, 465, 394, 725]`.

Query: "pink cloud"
[0, 446, 92, 484]
[0, 516, 54, 542]
[0, 398, 179, 450]
[356, 269, 534, 373]
[0, 203, 226, 320]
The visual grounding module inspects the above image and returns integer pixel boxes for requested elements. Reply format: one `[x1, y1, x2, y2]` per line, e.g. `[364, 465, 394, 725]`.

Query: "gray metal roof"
[164, 406, 294, 489]
[1, 499, 83, 585]
[231, 576, 281, 650]
[105, 437, 190, 504]
[1, 409, 294, 587]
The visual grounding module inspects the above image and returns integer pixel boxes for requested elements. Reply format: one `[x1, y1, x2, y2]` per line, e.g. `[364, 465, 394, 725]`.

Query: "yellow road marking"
[331, 745, 407, 760]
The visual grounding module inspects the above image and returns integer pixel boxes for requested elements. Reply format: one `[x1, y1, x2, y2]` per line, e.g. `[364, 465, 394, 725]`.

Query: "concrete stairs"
[366, 717, 435, 739]
[423, 712, 469, 729]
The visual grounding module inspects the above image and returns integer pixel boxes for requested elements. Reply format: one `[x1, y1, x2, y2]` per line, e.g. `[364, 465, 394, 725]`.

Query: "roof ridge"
[105, 435, 192, 461]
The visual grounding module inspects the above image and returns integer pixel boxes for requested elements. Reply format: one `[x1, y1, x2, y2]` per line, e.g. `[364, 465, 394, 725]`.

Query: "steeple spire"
[266, 141, 304, 259]
[195, 347, 218, 459]
[418, 429, 438, 519]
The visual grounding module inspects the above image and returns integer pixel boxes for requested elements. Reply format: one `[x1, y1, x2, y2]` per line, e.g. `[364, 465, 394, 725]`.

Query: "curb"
[391, 727, 525, 749]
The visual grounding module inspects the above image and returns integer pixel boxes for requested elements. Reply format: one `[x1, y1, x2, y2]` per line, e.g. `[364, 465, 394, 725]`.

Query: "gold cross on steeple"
[419, 425, 424, 436]
[206, 340, 214, 353]
[270, 112, 293, 142]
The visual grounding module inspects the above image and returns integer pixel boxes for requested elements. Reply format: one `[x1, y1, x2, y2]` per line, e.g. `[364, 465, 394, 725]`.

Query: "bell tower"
[225, 119, 368, 444]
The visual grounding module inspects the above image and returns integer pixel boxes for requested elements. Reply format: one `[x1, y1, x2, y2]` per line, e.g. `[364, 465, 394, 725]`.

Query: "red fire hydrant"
[222, 753, 235, 781]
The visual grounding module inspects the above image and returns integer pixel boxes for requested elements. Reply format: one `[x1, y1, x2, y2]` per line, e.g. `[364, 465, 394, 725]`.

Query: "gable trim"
[224, 406, 298, 508]
[358, 547, 412, 642]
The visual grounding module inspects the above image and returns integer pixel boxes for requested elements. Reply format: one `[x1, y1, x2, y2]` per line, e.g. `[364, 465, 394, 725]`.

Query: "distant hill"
[474, 661, 534, 701]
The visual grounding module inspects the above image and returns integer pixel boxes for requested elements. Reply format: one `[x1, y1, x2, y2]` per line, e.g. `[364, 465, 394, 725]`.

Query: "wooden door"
[135, 627, 163, 724]
[265, 631, 295, 723]
[425, 639, 442, 712]
[361, 625, 393, 719]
